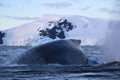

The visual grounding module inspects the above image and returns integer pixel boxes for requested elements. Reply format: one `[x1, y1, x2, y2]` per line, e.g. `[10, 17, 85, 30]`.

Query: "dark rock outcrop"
[0, 31, 5, 44]
[39, 19, 76, 39]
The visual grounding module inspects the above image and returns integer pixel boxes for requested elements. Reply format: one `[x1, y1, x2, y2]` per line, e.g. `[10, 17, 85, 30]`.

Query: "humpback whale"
[12, 39, 88, 65]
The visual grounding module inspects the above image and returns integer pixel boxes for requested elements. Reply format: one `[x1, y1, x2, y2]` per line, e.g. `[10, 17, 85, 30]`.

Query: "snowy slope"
[2, 15, 109, 46]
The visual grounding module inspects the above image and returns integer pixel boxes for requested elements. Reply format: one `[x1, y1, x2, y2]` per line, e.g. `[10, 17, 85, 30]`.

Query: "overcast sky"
[0, 0, 119, 30]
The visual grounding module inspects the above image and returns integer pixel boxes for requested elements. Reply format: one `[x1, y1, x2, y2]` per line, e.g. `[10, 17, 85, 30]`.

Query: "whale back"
[13, 39, 87, 65]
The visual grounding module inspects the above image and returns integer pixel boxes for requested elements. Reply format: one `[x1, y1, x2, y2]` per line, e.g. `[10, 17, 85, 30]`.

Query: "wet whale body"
[12, 39, 88, 65]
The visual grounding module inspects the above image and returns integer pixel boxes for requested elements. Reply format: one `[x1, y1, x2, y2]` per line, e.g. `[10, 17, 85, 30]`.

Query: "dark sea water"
[0, 46, 120, 80]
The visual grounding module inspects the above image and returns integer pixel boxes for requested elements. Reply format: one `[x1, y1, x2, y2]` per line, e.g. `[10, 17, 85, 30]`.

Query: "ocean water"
[0, 46, 120, 80]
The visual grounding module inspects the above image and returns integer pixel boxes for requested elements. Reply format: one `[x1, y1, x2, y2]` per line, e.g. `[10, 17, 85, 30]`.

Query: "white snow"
[2, 15, 109, 46]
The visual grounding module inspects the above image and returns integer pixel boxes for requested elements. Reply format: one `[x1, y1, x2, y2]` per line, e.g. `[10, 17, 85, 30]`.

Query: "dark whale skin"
[13, 39, 88, 65]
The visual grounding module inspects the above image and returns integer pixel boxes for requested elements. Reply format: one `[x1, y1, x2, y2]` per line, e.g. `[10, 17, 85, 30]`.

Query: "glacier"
[2, 15, 109, 46]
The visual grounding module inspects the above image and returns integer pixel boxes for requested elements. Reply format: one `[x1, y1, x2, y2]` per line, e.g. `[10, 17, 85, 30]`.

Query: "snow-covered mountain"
[2, 15, 109, 46]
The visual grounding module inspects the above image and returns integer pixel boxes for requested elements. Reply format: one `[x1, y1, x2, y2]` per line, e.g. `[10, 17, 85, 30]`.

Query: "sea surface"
[0, 46, 120, 80]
